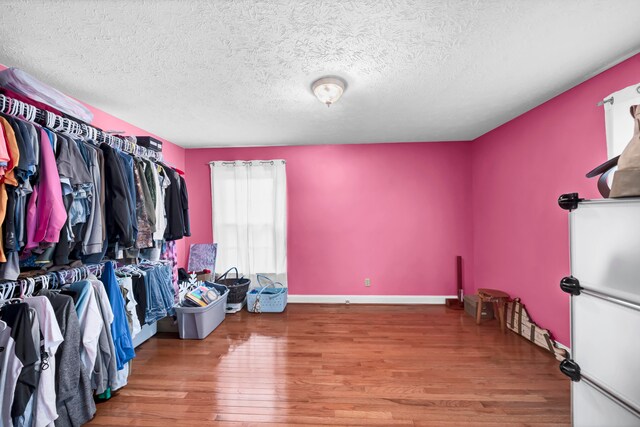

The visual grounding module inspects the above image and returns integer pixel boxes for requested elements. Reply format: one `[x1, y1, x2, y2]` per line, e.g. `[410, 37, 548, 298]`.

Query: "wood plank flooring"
[88, 304, 570, 426]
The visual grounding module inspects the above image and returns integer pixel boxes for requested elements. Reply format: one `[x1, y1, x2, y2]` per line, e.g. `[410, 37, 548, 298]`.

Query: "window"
[210, 160, 287, 285]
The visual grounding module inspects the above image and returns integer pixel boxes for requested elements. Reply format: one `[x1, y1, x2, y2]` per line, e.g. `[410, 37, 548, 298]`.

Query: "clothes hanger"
[0, 281, 26, 306]
[49, 272, 59, 290]
[82, 266, 90, 281]
[25, 104, 32, 121]
[46, 111, 55, 128]
[25, 278, 36, 297]
[0, 285, 7, 328]
[0, 283, 14, 301]
[10, 98, 19, 116]
[26, 104, 36, 122]
[40, 274, 50, 292]
[52, 116, 64, 132]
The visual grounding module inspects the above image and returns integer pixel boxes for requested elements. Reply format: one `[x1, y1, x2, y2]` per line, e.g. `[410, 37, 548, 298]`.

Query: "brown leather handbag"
[611, 105, 640, 197]
[587, 104, 640, 198]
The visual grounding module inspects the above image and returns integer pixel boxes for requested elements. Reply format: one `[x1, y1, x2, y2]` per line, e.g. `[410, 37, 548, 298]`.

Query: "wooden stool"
[476, 288, 510, 333]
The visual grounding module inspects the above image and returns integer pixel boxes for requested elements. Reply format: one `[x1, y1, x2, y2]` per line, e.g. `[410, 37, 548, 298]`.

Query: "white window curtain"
[603, 82, 640, 159]
[210, 160, 287, 286]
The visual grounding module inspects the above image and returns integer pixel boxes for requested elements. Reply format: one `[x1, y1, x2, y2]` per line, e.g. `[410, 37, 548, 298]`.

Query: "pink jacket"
[0, 120, 12, 177]
[25, 128, 66, 247]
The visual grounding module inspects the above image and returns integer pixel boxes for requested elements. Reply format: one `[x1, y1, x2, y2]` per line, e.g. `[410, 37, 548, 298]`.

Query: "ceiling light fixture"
[312, 77, 346, 107]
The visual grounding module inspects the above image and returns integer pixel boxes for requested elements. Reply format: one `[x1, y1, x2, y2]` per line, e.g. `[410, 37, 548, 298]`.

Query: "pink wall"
[471, 53, 640, 346]
[0, 63, 188, 266]
[7, 53, 640, 346]
[185, 142, 474, 297]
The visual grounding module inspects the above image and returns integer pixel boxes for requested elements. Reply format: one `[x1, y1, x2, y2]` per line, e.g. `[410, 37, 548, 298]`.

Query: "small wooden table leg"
[497, 301, 506, 333]
[476, 296, 482, 324]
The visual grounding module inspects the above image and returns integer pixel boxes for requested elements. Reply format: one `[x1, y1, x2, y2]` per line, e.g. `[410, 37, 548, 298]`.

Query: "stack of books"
[182, 286, 220, 308]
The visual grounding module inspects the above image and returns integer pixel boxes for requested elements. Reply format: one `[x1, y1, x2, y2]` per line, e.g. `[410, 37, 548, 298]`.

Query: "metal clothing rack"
[0, 92, 163, 162]
[0, 261, 115, 299]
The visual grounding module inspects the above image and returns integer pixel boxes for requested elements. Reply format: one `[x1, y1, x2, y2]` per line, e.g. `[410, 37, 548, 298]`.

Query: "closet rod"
[0, 93, 163, 162]
[596, 85, 640, 106]
[209, 160, 286, 165]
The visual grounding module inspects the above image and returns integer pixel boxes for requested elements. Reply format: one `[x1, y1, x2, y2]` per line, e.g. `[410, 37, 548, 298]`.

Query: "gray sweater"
[40, 291, 96, 426]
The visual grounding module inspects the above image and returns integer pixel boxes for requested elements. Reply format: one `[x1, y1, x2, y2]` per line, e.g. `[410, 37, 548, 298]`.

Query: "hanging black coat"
[100, 144, 134, 247]
[162, 166, 185, 241]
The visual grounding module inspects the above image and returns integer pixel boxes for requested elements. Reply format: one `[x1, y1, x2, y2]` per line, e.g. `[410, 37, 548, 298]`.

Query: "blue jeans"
[153, 264, 175, 316]
[144, 264, 176, 323]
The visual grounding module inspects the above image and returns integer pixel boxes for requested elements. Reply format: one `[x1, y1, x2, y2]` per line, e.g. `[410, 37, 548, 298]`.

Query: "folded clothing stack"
[182, 284, 221, 308]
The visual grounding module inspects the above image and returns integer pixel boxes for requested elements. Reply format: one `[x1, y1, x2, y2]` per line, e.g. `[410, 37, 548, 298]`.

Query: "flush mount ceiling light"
[312, 77, 346, 107]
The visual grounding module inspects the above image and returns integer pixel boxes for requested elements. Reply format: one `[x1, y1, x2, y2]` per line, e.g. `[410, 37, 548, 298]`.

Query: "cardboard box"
[136, 136, 163, 152]
[196, 272, 214, 283]
[464, 294, 494, 320]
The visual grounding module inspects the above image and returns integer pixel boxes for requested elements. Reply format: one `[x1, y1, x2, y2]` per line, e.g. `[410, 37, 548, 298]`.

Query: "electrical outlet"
[364, 278, 371, 287]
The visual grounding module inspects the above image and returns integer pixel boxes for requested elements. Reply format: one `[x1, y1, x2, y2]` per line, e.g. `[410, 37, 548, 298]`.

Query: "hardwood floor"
[89, 304, 570, 426]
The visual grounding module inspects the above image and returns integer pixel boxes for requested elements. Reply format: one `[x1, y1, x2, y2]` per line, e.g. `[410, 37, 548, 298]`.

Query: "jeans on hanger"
[147, 264, 175, 318]
[69, 183, 93, 227]
[156, 264, 175, 316]
[144, 269, 166, 324]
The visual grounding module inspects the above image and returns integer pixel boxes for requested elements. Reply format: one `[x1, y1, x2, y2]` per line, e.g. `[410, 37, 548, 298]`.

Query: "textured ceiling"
[1, 1, 640, 148]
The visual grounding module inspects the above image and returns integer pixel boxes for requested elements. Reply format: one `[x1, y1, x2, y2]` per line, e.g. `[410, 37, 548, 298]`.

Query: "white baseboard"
[287, 295, 457, 304]
[555, 340, 571, 354]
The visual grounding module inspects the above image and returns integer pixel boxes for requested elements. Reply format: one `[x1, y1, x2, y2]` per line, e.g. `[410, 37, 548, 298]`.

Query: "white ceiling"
[1, 1, 640, 148]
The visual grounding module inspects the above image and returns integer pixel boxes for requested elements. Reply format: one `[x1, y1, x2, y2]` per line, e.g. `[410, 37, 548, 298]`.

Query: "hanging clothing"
[118, 276, 142, 339]
[89, 277, 117, 396]
[138, 161, 156, 230]
[160, 240, 179, 296]
[100, 262, 135, 370]
[53, 136, 93, 265]
[179, 175, 190, 238]
[162, 167, 184, 241]
[99, 144, 134, 249]
[0, 116, 11, 171]
[0, 97, 190, 271]
[153, 165, 169, 241]
[133, 161, 154, 249]
[39, 290, 96, 427]
[14, 306, 40, 427]
[0, 303, 38, 427]
[78, 142, 104, 256]
[25, 128, 67, 249]
[0, 115, 20, 264]
[65, 280, 103, 375]
[116, 151, 138, 245]
[25, 295, 64, 427]
[131, 274, 148, 326]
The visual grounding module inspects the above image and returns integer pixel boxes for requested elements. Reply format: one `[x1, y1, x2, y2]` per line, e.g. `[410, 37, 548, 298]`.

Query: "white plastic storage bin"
[175, 283, 228, 339]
